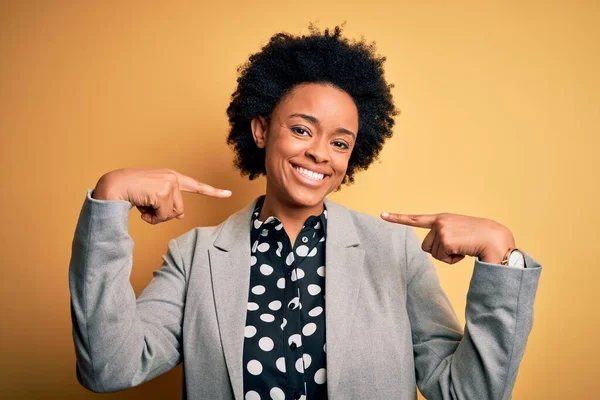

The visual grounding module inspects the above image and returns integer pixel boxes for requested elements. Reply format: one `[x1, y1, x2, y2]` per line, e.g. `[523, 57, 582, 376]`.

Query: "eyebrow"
[288, 113, 356, 139]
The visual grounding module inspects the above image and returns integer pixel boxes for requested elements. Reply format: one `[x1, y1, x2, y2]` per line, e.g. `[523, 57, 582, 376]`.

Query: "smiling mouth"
[291, 164, 326, 181]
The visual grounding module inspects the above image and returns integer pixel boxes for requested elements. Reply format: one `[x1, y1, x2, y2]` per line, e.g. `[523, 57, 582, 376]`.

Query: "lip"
[290, 163, 329, 187]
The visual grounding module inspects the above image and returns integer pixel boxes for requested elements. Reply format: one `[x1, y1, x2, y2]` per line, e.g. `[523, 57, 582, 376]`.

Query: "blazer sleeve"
[69, 189, 187, 393]
[404, 226, 542, 400]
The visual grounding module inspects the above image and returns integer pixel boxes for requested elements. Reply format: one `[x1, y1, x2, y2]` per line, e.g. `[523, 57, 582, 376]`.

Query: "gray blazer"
[69, 190, 542, 399]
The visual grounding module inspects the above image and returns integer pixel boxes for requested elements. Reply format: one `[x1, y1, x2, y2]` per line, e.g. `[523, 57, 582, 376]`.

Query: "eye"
[291, 126, 310, 136]
[332, 140, 350, 150]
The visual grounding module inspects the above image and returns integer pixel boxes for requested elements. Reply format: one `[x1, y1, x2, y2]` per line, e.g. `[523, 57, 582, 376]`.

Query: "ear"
[250, 115, 268, 149]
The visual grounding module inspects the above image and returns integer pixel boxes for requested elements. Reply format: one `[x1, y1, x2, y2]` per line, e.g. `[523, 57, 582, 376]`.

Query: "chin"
[285, 189, 328, 208]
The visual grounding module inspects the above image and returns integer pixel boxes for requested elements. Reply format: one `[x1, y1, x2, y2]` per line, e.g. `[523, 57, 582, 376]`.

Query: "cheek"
[267, 137, 304, 163]
[263, 139, 292, 173]
[333, 153, 351, 174]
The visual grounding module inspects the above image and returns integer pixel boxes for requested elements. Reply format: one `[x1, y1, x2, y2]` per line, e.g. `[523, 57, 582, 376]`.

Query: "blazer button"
[290, 342, 297, 350]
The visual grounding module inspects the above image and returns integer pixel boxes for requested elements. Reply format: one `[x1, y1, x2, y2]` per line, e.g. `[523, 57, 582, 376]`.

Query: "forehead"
[273, 83, 359, 130]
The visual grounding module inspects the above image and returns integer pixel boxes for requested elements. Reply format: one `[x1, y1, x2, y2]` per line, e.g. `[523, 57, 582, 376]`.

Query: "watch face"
[508, 250, 526, 268]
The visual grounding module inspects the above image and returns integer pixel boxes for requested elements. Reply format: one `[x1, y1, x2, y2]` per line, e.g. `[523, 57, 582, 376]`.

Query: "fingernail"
[222, 190, 232, 196]
[381, 212, 389, 218]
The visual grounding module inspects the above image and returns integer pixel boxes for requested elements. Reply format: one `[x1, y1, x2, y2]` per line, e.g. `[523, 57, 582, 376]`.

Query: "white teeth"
[295, 166, 324, 181]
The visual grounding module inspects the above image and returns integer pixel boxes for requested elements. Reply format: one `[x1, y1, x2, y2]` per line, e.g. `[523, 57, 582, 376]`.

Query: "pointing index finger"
[176, 172, 232, 198]
[381, 212, 438, 229]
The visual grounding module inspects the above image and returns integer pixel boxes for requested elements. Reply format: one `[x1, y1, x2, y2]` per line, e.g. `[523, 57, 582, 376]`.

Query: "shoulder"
[171, 224, 220, 252]
[325, 198, 411, 249]
[168, 198, 257, 257]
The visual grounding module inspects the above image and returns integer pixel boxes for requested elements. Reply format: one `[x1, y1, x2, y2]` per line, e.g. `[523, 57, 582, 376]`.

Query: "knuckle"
[164, 179, 175, 190]
[159, 181, 176, 197]
[438, 231, 448, 243]
[165, 171, 178, 183]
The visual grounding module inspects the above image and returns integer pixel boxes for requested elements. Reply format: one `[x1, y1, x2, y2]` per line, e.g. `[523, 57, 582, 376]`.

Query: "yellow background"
[1, 1, 598, 398]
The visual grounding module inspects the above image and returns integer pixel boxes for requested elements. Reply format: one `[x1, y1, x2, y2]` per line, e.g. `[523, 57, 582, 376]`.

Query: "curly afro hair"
[226, 24, 398, 185]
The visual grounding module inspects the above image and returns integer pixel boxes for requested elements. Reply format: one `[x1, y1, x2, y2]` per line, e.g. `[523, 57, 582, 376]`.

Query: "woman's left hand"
[380, 211, 516, 265]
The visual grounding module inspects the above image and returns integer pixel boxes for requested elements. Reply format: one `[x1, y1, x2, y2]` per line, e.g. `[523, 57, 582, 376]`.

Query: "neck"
[259, 189, 324, 246]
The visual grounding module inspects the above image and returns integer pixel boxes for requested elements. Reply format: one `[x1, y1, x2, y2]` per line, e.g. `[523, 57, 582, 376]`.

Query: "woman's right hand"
[92, 168, 232, 225]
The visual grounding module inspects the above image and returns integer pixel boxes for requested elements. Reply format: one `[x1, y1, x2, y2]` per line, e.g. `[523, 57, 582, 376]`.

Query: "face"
[251, 83, 359, 211]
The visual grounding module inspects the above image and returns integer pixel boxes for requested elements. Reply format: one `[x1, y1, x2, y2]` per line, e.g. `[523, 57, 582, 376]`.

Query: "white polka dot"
[276, 357, 286, 373]
[290, 268, 305, 281]
[286, 252, 295, 266]
[276, 241, 283, 257]
[276, 277, 285, 289]
[314, 368, 327, 384]
[259, 337, 274, 351]
[280, 318, 287, 330]
[260, 264, 273, 276]
[323, 343, 326, 353]
[244, 325, 257, 338]
[251, 285, 266, 295]
[323, 210, 328, 219]
[247, 360, 262, 375]
[250, 256, 257, 266]
[295, 357, 305, 373]
[288, 334, 302, 347]
[261, 228, 269, 236]
[303, 353, 312, 369]
[314, 221, 321, 229]
[307, 247, 317, 257]
[308, 306, 323, 317]
[257, 242, 270, 252]
[275, 223, 283, 230]
[296, 245, 309, 256]
[269, 300, 282, 311]
[252, 240, 258, 253]
[260, 313, 275, 323]
[269, 387, 285, 400]
[302, 322, 317, 336]
[247, 302, 259, 311]
[316, 266, 325, 277]
[308, 284, 321, 295]
[245, 390, 260, 400]
[253, 219, 262, 229]
[319, 236, 325, 242]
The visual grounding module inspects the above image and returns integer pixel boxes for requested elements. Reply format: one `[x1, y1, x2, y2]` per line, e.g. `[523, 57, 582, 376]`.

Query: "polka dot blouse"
[242, 196, 328, 400]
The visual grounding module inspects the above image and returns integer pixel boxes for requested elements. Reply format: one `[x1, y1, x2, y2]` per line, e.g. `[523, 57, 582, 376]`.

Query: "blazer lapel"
[209, 199, 258, 400]
[323, 198, 365, 397]
[208, 197, 364, 399]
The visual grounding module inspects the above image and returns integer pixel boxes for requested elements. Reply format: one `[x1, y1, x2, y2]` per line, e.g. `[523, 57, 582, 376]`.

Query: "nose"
[305, 136, 330, 163]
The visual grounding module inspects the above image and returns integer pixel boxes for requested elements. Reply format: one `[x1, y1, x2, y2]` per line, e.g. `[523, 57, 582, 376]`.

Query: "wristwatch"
[501, 248, 527, 268]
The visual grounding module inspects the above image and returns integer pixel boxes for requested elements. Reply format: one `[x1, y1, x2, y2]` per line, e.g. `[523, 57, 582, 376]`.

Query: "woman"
[69, 26, 542, 400]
